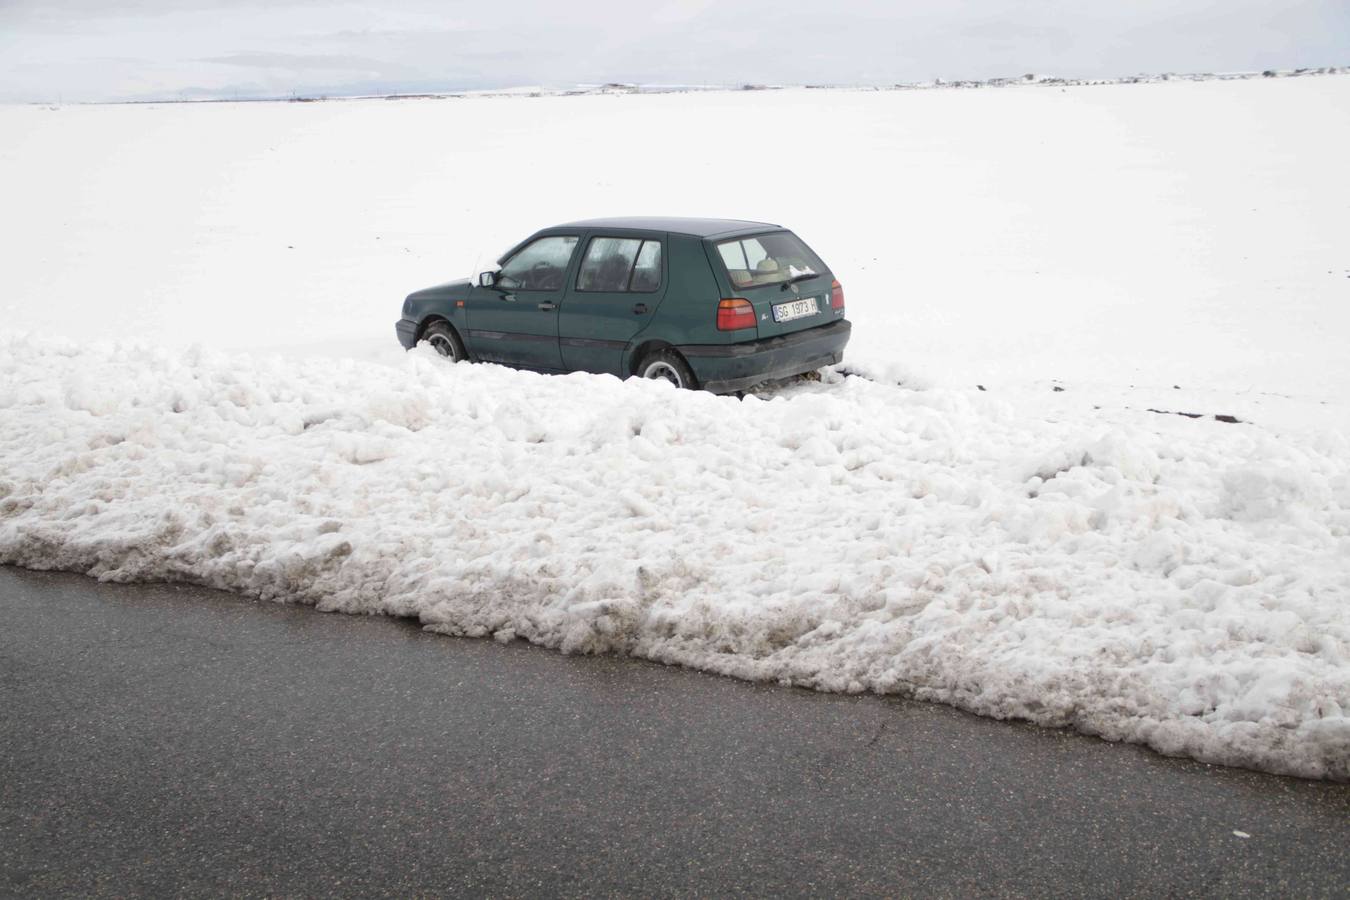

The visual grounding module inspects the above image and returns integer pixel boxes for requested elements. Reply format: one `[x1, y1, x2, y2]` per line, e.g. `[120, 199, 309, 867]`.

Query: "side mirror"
[478, 271, 497, 288]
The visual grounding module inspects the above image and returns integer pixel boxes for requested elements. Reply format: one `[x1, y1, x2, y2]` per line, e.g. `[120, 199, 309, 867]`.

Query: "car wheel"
[637, 349, 697, 390]
[419, 321, 467, 362]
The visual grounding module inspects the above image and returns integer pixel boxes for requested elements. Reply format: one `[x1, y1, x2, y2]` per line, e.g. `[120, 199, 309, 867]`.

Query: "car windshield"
[715, 232, 826, 289]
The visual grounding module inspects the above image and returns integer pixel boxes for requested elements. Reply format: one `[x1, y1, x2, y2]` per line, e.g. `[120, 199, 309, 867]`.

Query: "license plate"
[772, 296, 819, 323]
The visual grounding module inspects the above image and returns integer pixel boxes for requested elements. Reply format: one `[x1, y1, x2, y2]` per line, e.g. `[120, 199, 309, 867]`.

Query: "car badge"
[790, 283, 800, 295]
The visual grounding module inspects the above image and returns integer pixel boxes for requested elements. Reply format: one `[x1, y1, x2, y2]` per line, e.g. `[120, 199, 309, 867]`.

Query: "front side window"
[715, 232, 825, 289]
[576, 237, 663, 293]
[497, 235, 578, 291]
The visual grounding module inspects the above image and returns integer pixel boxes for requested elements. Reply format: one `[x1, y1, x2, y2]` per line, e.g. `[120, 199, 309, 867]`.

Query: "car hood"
[409, 277, 472, 299]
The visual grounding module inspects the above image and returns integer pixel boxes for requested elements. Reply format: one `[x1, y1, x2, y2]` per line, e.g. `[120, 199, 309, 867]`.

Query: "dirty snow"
[2, 75, 1349, 779]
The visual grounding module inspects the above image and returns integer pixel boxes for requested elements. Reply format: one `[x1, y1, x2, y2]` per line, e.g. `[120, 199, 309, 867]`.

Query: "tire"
[637, 348, 698, 390]
[419, 321, 467, 362]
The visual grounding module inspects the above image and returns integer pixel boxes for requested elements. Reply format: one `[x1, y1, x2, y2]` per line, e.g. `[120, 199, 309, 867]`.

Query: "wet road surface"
[2, 566, 1347, 897]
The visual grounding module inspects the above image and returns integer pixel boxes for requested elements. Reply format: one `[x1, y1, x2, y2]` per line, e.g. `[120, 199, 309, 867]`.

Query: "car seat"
[593, 255, 628, 291]
[751, 258, 780, 285]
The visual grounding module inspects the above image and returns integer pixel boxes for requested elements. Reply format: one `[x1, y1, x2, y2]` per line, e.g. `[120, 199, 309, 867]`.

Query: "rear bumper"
[395, 317, 419, 350]
[678, 319, 852, 393]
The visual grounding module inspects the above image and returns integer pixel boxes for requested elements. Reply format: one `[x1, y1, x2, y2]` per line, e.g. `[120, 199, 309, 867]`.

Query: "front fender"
[398, 279, 473, 347]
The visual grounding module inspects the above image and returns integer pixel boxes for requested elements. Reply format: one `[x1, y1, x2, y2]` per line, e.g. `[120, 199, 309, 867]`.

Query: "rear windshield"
[715, 232, 826, 289]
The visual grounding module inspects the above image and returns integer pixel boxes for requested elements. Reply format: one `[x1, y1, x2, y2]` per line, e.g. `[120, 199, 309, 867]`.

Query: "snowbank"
[2, 336, 1346, 779]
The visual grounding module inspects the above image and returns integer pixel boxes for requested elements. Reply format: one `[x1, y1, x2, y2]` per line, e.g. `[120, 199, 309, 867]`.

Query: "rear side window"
[716, 232, 825, 289]
[630, 240, 661, 292]
[576, 237, 663, 293]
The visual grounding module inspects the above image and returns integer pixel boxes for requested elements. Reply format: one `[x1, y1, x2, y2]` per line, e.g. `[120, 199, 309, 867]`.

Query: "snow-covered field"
[2, 76, 1348, 778]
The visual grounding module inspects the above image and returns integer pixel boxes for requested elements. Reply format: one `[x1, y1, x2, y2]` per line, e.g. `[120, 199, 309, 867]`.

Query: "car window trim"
[574, 235, 663, 295]
[498, 234, 581, 292]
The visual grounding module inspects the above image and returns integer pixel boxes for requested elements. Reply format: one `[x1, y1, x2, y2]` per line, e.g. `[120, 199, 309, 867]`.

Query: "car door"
[466, 233, 578, 371]
[558, 233, 667, 376]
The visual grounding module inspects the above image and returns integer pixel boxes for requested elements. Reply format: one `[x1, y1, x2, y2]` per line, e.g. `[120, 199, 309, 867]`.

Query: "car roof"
[551, 216, 781, 238]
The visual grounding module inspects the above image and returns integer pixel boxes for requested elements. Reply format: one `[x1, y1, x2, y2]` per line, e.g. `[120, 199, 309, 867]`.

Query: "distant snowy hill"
[101, 65, 1350, 103]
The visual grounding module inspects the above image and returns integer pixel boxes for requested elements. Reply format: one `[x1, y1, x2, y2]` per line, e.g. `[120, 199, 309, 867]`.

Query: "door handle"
[632, 303, 649, 315]
[500, 293, 516, 302]
[537, 301, 557, 311]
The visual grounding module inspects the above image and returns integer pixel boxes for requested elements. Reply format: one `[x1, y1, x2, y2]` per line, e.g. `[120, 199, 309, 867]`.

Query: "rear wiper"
[781, 271, 820, 289]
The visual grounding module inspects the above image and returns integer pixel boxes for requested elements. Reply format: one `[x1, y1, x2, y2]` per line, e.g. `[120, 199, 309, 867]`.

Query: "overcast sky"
[2, 0, 1347, 102]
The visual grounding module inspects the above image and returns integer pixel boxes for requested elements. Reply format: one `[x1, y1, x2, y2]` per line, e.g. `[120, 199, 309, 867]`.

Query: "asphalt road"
[2, 565, 1347, 898]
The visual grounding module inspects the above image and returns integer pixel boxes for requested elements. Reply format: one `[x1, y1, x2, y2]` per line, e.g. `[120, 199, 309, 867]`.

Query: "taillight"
[830, 279, 845, 311]
[717, 298, 756, 331]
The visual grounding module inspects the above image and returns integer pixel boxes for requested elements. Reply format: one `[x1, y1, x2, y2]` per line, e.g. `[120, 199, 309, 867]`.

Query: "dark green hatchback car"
[395, 216, 850, 392]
